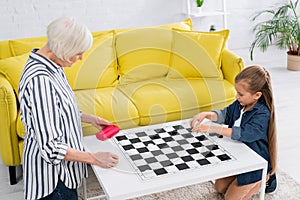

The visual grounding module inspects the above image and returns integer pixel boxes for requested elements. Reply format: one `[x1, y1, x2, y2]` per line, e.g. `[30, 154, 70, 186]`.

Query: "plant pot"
[196, 7, 203, 13]
[287, 54, 300, 71]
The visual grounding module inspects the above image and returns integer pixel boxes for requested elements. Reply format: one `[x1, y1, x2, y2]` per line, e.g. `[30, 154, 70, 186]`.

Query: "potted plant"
[195, 0, 204, 12]
[249, 0, 300, 70]
[196, 0, 204, 7]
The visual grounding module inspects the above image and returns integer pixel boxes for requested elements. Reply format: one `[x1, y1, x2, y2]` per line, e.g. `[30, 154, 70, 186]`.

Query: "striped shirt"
[18, 50, 87, 199]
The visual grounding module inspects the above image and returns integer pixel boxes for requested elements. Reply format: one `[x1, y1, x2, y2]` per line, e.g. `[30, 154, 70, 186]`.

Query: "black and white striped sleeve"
[29, 74, 68, 164]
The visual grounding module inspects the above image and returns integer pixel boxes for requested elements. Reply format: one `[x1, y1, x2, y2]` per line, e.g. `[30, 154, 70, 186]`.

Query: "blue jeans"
[40, 180, 78, 200]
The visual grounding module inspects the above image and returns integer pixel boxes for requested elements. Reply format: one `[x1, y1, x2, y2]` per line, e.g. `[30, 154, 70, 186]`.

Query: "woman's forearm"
[64, 148, 119, 168]
[64, 148, 95, 164]
[81, 113, 93, 124]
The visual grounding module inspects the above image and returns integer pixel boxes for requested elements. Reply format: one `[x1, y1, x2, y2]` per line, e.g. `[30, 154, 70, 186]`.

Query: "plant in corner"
[249, 0, 300, 70]
[196, 0, 204, 7]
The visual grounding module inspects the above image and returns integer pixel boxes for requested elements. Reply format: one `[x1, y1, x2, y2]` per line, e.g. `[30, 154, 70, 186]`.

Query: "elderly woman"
[18, 17, 119, 200]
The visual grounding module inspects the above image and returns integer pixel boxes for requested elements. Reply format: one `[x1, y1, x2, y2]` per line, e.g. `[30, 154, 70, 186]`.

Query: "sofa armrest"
[221, 49, 245, 85]
[0, 74, 21, 166]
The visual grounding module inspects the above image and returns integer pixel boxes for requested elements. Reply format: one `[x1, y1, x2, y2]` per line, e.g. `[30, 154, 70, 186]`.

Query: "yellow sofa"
[0, 18, 244, 184]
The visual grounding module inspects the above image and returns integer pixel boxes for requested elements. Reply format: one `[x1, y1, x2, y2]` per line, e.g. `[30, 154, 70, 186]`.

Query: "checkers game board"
[113, 120, 236, 180]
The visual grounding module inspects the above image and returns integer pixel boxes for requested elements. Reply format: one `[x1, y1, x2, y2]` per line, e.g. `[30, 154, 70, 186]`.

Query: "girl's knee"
[224, 180, 261, 200]
[214, 179, 227, 194]
[214, 176, 235, 194]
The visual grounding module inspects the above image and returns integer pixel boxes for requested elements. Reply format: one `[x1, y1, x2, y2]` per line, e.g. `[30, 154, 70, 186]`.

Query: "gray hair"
[47, 17, 93, 62]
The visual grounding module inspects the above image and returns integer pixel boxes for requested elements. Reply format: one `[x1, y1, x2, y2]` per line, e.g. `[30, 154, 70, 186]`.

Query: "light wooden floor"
[1, 46, 300, 199]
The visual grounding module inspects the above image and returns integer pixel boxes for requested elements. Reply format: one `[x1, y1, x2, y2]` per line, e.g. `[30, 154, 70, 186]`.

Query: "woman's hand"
[91, 152, 119, 168]
[81, 113, 112, 130]
[91, 116, 112, 130]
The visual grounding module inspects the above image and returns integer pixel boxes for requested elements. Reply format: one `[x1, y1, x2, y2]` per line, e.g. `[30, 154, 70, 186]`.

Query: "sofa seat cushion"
[16, 112, 25, 139]
[74, 87, 139, 135]
[117, 79, 236, 126]
[18, 140, 24, 164]
[16, 86, 140, 139]
[168, 29, 229, 79]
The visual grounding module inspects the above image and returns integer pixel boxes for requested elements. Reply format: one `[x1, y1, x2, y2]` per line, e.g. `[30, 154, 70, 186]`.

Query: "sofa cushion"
[0, 73, 21, 165]
[115, 28, 172, 84]
[17, 112, 25, 139]
[115, 18, 193, 84]
[0, 53, 29, 96]
[0, 40, 13, 59]
[9, 37, 47, 56]
[64, 30, 118, 89]
[168, 29, 229, 79]
[115, 18, 192, 34]
[117, 78, 236, 126]
[74, 87, 139, 135]
[7, 31, 107, 57]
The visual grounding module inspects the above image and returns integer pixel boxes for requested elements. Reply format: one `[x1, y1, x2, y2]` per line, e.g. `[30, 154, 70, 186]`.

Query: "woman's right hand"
[91, 152, 119, 168]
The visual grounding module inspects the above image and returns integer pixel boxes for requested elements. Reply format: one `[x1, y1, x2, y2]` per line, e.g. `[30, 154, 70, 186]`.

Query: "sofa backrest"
[0, 36, 47, 60]
[115, 28, 176, 84]
[0, 18, 193, 95]
[168, 29, 229, 80]
[0, 31, 119, 93]
[64, 30, 118, 90]
[0, 40, 13, 60]
[0, 17, 235, 97]
[115, 18, 192, 84]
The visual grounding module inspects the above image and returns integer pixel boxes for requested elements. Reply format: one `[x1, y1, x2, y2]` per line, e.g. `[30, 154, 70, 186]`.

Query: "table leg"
[259, 163, 268, 200]
[83, 178, 88, 200]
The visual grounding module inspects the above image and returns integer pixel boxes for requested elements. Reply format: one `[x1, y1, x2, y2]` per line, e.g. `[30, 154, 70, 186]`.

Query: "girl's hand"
[192, 124, 210, 133]
[193, 124, 225, 137]
[190, 112, 207, 128]
[91, 152, 119, 168]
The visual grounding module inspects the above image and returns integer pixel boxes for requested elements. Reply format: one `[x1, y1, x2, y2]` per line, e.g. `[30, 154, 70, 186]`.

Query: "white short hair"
[47, 17, 93, 61]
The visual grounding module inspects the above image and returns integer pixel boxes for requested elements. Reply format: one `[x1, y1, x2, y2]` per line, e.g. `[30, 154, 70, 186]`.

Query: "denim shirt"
[213, 99, 272, 186]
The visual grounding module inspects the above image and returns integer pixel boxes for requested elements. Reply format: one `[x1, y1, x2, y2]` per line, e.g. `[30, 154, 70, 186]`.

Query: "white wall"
[0, 0, 283, 50]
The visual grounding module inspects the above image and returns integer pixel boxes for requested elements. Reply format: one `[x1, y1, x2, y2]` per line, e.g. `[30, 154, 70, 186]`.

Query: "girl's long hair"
[235, 65, 277, 175]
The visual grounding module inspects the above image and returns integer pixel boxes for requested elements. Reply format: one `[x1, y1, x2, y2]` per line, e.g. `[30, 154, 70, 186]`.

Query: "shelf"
[186, 0, 227, 29]
[189, 11, 227, 18]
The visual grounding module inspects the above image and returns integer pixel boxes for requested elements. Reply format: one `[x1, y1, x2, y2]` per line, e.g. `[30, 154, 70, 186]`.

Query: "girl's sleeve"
[29, 75, 68, 165]
[212, 100, 238, 125]
[212, 109, 227, 124]
[232, 109, 270, 142]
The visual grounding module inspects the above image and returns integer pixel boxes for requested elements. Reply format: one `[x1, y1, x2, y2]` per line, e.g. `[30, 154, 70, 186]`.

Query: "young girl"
[190, 65, 277, 199]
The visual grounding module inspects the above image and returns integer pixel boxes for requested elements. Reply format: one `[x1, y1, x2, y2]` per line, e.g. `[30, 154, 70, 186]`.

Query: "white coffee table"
[83, 119, 268, 200]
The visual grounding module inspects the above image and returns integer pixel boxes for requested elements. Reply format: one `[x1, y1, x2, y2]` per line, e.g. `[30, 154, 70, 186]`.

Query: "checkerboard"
[113, 120, 236, 180]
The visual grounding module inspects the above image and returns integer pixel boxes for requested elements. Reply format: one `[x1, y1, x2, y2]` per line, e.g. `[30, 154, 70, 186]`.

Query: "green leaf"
[249, 0, 300, 59]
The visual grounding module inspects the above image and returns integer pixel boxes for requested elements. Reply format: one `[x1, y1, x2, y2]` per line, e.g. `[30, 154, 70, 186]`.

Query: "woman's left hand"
[91, 116, 112, 130]
[81, 113, 112, 130]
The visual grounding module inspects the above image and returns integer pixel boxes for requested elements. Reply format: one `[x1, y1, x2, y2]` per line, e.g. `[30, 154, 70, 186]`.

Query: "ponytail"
[235, 65, 277, 174]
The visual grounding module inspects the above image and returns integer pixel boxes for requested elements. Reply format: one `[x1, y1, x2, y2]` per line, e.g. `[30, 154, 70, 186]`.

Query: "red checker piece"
[96, 125, 120, 141]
